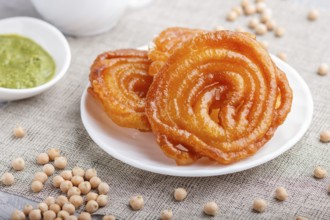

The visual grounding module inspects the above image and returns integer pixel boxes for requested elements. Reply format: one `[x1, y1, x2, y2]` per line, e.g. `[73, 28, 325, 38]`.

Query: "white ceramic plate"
[80, 52, 313, 177]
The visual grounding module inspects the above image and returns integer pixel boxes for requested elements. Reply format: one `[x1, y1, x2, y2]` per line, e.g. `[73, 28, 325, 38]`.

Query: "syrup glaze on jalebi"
[89, 49, 153, 131]
[146, 31, 292, 165]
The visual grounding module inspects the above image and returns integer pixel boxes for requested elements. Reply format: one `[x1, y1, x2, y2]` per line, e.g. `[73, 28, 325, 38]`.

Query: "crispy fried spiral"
[89, 49, 153, 131]
[146, 31, 292, 165]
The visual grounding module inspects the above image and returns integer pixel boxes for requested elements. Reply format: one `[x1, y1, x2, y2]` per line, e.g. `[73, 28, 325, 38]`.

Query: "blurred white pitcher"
[30, 0, 153, 36]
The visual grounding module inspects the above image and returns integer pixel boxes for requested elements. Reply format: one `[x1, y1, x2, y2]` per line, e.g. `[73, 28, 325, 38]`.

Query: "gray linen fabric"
[1, 0, 330, 219]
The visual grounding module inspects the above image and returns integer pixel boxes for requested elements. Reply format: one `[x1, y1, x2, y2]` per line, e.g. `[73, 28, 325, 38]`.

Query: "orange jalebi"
[145, 31, 292, 165]
[89, 49, 153, 131]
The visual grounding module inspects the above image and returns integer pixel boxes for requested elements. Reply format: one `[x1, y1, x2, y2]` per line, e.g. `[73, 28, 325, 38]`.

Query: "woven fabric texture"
[1, 0, 330, 219]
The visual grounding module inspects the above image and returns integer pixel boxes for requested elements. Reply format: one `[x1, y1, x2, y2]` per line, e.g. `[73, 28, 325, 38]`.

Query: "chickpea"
[13, 125, 26, 138]
[85, 200, 99, 213]
[60, 170, 72, 180]
[318, 65, 329, 76]
[62, 203, 75, 215]
[12, 157, 25, 171]
[98, 182, 110, 195]
[11, 209, 25, 220]
[44, 196, 55, 206]
[47, 148, 60, 161]
[37, 202, 48, 213]
[60, 180, 73, 193]
[31, 180, 43, 193]
[69, 195, 84, 208]
[97, 195, 108, 207]
[23, 204, 34, 216]
[307, 9, 319, 21]
[57, 210, 70, 219]
[274, 27, 285, 37]
[277, 52, 287, 61]
[85, 168, 97, 181]
[203, 202, 218, 216]
[174, 188, 187, 201]
[79, 181, 92, 195]
[244, 4, 256, 15]
[49, 204, 61, 214]
[78, 212, 92, 220]
[67, 186, 81, 197]
[248, 18, 259, 29]
[86, 192, 98, 202]
[56, 195, 69, 207]
[265, 20, 276, 31]
[29, 209, 41, 220]
[52, 175, 65, 188]
[102, 215, 116, 220]
[34, 172, 48, 183]
[160, 209, 173, 220]
[67, 216, 78, 220]
[54, 156, 67, 169]
[43, 164, 55, 176]
[129, 195, 144, 211]
[226, 11, 238, 22]
[253, 198, 267, 213]
[43, 210, 56, 220]
[1, 172, 14, 186]
[71, 176, 84, 186]
[296, 216, 309, 220]
[255, 23, 267, 35]
[275, 187, 288, 201]
[36, 153, 49, 165]
[90, 176, 101, 189]
[314, 166, 327, 179]
[72, 167, 85, 177]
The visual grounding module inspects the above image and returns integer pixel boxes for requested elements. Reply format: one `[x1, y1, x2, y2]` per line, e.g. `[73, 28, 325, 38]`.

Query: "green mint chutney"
[0, 34, 56, 89]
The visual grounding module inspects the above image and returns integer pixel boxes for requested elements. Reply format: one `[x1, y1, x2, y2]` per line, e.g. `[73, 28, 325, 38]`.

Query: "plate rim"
[80, 54, 313, 177]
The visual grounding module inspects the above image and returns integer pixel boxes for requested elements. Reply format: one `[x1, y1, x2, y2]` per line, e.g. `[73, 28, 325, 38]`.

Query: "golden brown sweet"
[148, 27, 205, 76]
[145, 31, 292, 165]
[89, 49, 153, 131]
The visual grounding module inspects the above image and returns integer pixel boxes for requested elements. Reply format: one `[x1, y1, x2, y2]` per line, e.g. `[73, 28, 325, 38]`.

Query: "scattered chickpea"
[55, 218, 61, 220]
[256, 2, 266, 13]
[60, 170, 73, 180]
[274, 27, 285, 37]
[84, 168, 97, 181]
[248, 18, 259, 29]
[98, 182, 110, 195]
[255, 23, 267, 35]
[60, 180, 73, 193]
[23, 204, 34, 216]
[36, 153, 49, 165]
[296, 216, 309, 220]
[79, 181, 92, 194]
[277, 52, 287, 61]
[160, 209, 173, 220]
[241, 0, 250, 8]
[232, 6, 243, 15]
[253, 198, 267, 213]
[52, 175, 65, 188]
[203, 202, 218, 216]
[62, 203, 75, 215]
[56, 195, 69, 207]
[54, 156, 67, 169]
[43, 210, 56, 220]
[90, 176, 101, 189]
[37, 202, 48, 213]
[174, 188, 187, 201]
[97, 195, 108, 207]
[102, 215, 116, 220]
[275, 187, 288, 201]
[71, 175, 84, 186]
[317, 64, 329, 76]
[244, 4, 256, 15]
[1, 172, 15, 186]
[236, 27, 245, 32]
[320, 130, 330, 142]
[227, 11, 238, 22]
[255, 0, 264, 2]
[78, 212, 92, 220]
[72, 167, 85, 177]
[13, 126, 26, 138]
[260, 12, 271, 23]
[69, 195, 84, 208]
[259, 40, 269, 50]
[86, 192, 98, 202]
[43, 164, 55, 176]
[67, 216, 78, 220]
[12, 157, 25, 171]
[214, 25, 225, 31]
[314, 166, 327, 179]
[67, 186, 81, 197]
[34, 172, 48, 183]
[31, 180, 43, 193]
[47, 148, 60, 161]
[85, 200, 99, 213]
[307, 9, 319, 21]
[49, 204, 61, 214]
[265, 20, 276, 31]
[129, 195, 144, 211]
[57, 210, 70, 219]
[29, 209, 42, 220]
[11, 209, 25, 220]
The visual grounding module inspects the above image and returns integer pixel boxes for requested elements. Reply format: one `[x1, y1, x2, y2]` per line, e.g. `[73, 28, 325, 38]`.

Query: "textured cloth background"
[1, 0, 330, 219]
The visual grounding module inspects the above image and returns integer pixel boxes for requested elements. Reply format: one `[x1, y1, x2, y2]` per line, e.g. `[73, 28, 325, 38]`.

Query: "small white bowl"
[0, 17, 71, 101]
